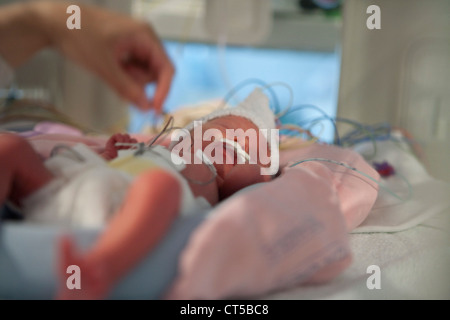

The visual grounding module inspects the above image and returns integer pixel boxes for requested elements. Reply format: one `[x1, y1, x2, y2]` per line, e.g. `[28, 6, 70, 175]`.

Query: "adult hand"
[44, 2, 174, 113]
[1, 1, 174, 113]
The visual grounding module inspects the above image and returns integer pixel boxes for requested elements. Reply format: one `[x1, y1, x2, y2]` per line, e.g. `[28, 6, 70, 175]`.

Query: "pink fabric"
[165, 165, 352, 299]
[165, 143, 379, 299]
[27, 133, 108, 159]
[280, 143, 380, 231]
[24, 126, 151, 160]
[18, 121, 84, 138]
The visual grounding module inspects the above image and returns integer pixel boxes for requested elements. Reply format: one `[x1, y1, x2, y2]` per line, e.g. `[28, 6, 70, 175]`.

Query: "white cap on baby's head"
[184, 88, 276, 133]
[177, 88, 279, 174]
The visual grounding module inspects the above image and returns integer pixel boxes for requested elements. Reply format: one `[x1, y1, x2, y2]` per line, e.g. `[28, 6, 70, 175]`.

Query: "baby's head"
[180, 88, 279, 199]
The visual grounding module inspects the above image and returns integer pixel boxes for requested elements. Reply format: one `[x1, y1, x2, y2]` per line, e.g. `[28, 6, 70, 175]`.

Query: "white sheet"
[262, 137, 450, 300]
[351, 137, 450, 233]
[263, 210, 450, 299]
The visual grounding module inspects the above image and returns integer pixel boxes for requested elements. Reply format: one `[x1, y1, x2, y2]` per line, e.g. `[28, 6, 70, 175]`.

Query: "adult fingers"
[138, 27, 175, 114]
[152, 60, 175, 115]
[105, 56, 151, 110]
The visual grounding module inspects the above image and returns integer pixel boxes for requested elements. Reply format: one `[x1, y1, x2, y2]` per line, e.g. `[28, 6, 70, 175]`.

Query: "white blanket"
[352, 138, 450, 233]
[264, 210, 450, 299]
[263, 137, 450, 300]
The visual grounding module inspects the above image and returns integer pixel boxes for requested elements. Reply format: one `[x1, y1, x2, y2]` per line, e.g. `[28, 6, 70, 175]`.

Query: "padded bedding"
[1, 125, 448, 299]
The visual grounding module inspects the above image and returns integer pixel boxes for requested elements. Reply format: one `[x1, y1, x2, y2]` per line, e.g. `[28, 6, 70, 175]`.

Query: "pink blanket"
[166, 143, 379, 299]
[23, 123, 380, 299]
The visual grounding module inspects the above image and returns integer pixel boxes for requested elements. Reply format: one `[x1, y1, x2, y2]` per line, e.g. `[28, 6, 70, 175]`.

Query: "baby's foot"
[56, 236, 111, 300]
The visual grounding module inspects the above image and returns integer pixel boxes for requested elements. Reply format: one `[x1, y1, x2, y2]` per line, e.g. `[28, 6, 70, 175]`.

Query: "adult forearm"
[0, 2, 52, 67]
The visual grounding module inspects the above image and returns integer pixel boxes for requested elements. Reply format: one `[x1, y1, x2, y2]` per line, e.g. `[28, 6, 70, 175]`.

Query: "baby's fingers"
[114, 134, 138, 149]
[123, 134, 138, 144]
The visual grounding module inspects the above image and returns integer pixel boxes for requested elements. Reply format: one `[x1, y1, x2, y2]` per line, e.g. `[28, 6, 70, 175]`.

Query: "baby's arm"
[100, 133, 138, 161]
[57, 168, 181, 299]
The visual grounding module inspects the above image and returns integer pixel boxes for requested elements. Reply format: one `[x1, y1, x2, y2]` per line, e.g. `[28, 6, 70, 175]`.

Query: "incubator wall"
[338, 0, 450, 182]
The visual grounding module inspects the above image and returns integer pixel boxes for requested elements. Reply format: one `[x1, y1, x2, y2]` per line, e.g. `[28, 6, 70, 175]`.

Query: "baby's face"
[190, 115, 272, 199]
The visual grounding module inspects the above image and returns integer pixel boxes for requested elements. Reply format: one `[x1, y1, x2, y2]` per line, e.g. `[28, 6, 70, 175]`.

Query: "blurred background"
[1, 0, 449, 181]
[3, 0, 343, 141]
[128, 0, 342, 143]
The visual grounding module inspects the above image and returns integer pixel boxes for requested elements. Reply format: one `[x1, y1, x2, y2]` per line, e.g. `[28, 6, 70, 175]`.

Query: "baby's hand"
[102, 133, 138, 160]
